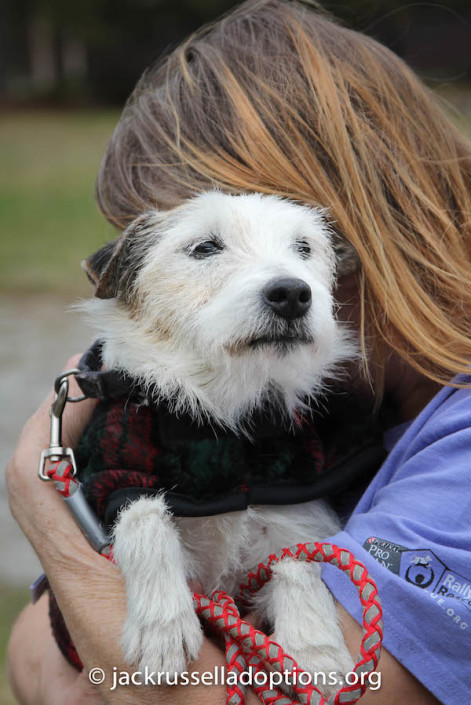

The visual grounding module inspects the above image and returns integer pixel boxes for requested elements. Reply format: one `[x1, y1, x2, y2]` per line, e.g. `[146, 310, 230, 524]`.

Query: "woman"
[7, 1, 471, 703]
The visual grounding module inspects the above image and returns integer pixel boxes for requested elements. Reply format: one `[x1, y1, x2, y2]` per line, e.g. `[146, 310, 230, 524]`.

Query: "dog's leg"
[112, 495, 203, 677]
[255, 558, 353, 696]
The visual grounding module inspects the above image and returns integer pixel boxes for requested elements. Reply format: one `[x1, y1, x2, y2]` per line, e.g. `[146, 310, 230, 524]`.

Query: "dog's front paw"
[122, 607, 203, 680]
[278, 638, 354, 697]
[265, 559, 355, 697]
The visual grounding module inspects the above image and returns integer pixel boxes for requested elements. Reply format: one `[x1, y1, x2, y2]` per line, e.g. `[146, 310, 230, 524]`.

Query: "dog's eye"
[294, 240, 311, 259]
[189, 240, 223, 259]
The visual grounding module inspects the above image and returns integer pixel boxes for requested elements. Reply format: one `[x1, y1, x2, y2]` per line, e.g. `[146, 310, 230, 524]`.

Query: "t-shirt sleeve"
[321, 390, 471, 705]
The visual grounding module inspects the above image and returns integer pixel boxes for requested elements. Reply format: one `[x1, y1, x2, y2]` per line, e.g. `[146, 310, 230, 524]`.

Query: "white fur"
[113, 496, 203, 679]
[82, 192, 356, 690]
[257, 559, 353, 696]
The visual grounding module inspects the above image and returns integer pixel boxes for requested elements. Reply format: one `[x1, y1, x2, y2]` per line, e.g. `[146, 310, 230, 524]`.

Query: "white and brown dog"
[81, 191, 357, 689]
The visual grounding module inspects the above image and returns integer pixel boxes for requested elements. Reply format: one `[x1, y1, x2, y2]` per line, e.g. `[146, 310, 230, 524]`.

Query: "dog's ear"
[331, 230, 360, 277]
[82, 212, 158, 299]
[82, 239, 119, 297]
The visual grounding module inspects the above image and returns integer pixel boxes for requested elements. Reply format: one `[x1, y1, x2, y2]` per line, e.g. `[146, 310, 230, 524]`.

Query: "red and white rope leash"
[41, 374, 383, 705]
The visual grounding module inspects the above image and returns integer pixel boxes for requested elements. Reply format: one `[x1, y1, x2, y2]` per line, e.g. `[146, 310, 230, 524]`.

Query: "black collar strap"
[75, 341, 143, 402]
[103, 440, 386, 523]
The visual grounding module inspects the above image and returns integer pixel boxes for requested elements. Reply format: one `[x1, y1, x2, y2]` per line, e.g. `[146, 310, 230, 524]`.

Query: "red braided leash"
[47, 461, 383, 704]
[194, 543, 383, 705]
[47, 459, 78, 495]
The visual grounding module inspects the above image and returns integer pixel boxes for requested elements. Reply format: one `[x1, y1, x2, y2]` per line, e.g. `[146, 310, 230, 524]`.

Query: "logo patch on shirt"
[362, 536, 408, 573]
[363, 537, 471, 630]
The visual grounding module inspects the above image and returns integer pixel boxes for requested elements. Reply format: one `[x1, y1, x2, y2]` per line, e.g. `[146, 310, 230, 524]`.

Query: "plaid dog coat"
[49, 372, 387, 670]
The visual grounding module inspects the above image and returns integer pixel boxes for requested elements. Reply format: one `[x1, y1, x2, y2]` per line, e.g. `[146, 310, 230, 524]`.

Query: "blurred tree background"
[0, 0, 469, 295]
[1, 0, 470, 106]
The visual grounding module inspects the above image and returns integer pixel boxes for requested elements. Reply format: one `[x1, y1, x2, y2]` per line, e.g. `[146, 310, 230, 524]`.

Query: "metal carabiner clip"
[38, 369, 82, 480]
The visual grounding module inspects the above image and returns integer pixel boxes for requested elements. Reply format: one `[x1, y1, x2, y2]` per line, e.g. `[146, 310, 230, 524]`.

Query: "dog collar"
[75, 341, 144, 402]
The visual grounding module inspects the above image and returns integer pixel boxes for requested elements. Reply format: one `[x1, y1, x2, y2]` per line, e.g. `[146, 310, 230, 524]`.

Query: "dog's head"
[82, 192, 357, 427]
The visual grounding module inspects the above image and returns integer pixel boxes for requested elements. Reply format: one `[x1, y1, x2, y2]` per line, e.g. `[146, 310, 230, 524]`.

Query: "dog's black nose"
[262, 277, 312, 320]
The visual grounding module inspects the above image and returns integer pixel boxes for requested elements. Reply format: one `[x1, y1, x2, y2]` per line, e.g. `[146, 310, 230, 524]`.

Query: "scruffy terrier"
[81, 191, 357, 689]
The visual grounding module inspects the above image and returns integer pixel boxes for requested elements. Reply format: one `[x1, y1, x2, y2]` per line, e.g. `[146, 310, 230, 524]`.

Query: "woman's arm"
[7, 599, 440, 705]
[6, 356, 439, 704]
[337, 606, 440, 705]
[7, 594, 105, 705]
[7, 592, 242, 705]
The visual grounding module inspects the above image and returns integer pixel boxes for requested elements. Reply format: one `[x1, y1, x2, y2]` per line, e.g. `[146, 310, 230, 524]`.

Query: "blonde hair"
[96, 0, 471, 393]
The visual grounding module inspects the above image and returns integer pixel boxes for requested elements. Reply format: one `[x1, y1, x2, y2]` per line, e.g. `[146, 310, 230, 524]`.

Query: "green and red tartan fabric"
[49, 591, 85, 671]
[74, 393, 386, 525]
[77, 397, 326, 520]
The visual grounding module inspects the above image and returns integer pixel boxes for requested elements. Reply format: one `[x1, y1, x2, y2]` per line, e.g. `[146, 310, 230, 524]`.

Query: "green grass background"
[0, 111, 119, 296]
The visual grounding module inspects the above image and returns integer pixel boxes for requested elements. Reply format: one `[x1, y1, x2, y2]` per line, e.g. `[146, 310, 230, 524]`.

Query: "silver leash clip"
[38, 369, 82, 481]
[38, 368, 111, 552]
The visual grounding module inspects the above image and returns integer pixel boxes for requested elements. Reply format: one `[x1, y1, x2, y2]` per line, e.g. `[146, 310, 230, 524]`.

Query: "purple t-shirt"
[322, 377, 471, 704]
